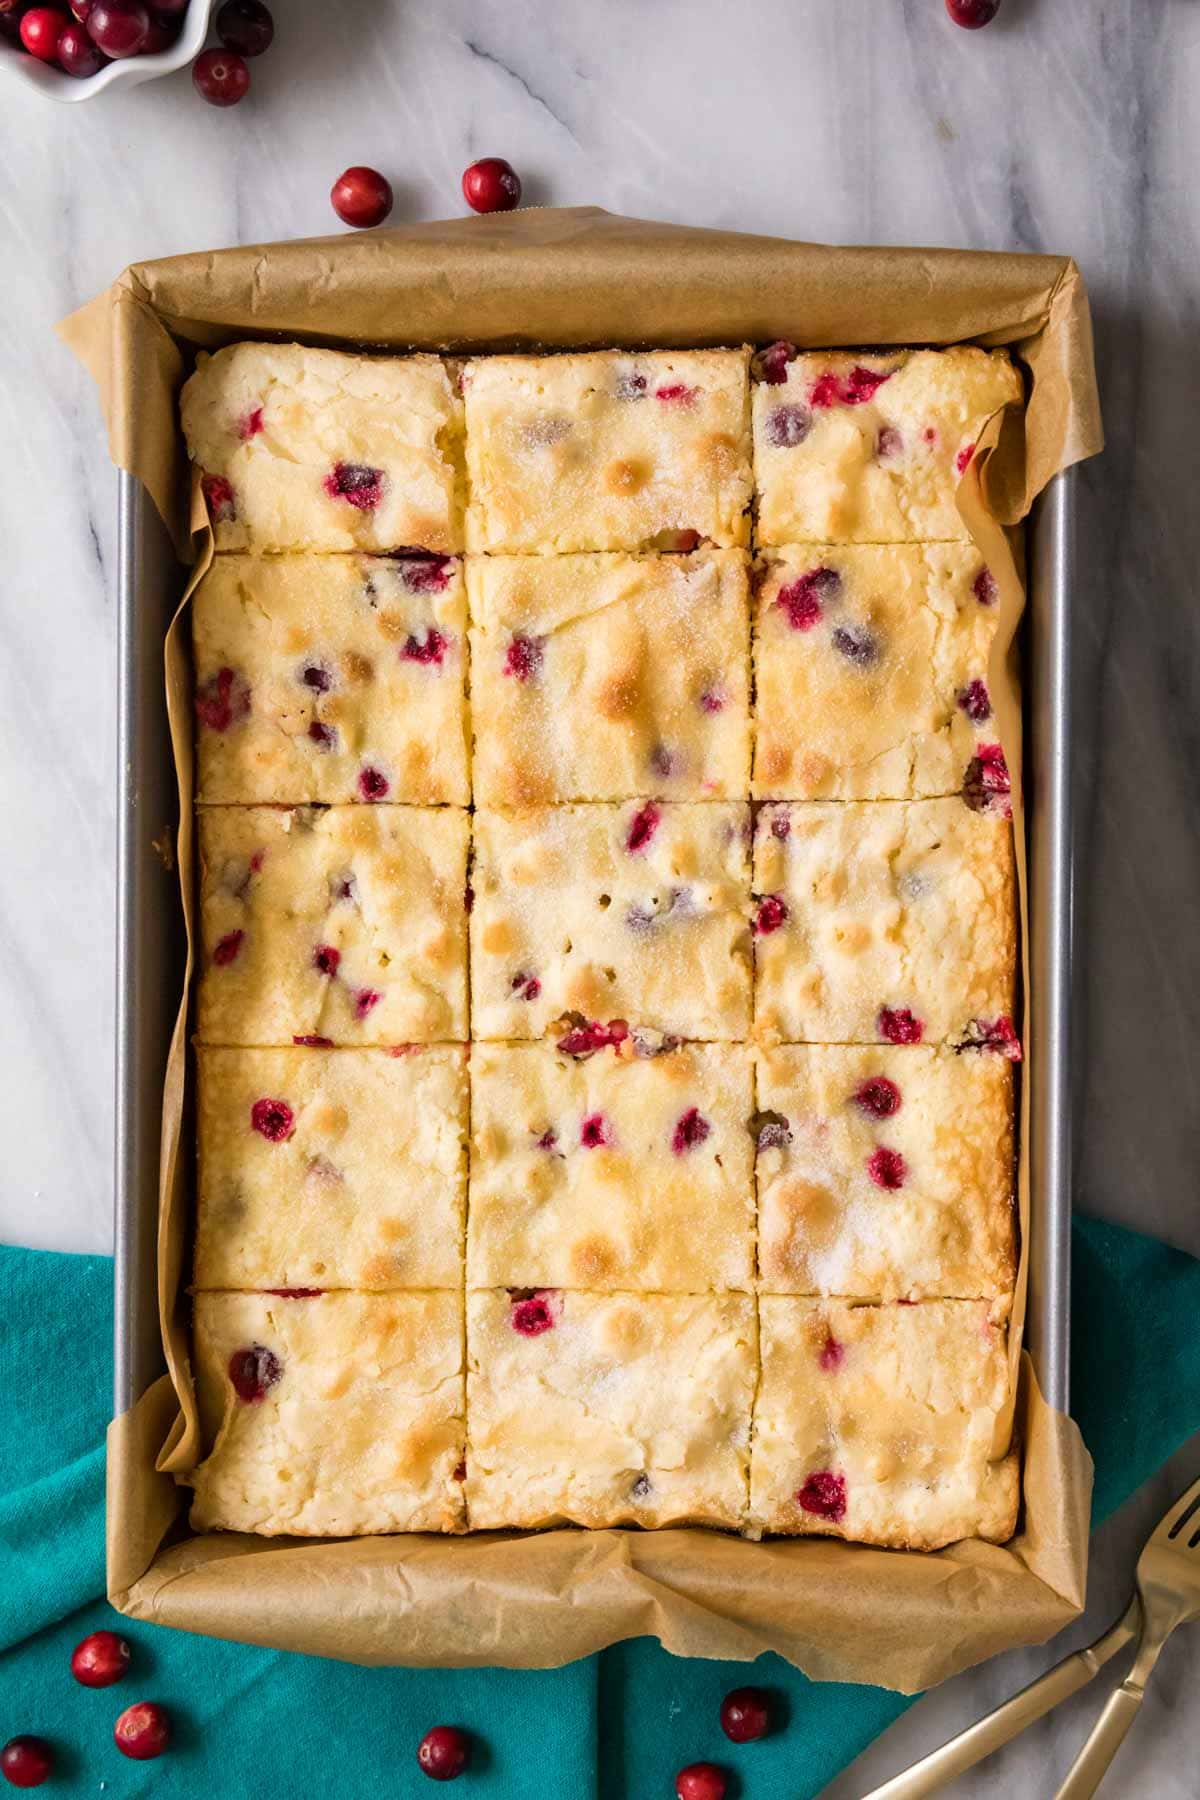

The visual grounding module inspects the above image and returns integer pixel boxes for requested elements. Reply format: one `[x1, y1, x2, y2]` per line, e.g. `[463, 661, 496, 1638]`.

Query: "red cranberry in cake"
[671, 1107, 711, 1154]
[853, 1075, 902, 1119]
[397, 554, 452, 594]
[324, 463, 384, 511]
[754, 894, 788, 936]
[878, 1005, 924, 1045]
[196, 665, 249, 731]
[71, 1630, 131, 1689]
[534, 1128, 558, 1152]
[776, 565, 840, 630]
[654, 382, 699, 407]
[1, 1736, 54, 1788]
[698, 686, 725, 714]
[796, 1469, 847, 1522]
[308, 721, 336, 750]
[720, 1687, 771, 1744]
[963, 742, 1011, 815]
[810, 365, 893, 408]
[755, 1115, 792, 1152]
[626, 802, 661, 853]
[756, 340, 797, 385]
[867, 1146, 907, 1190]
[510, 1290, 558, 1336]
[831, 623, 879, 666]
[771, 814, 791, 839]
[330, 165, 393, 230]
[503, 633, 543, 681]
[228, 1343, 282, 1402]
[402, 628, 448, 666]
[510, 971, 541, 1001]
[358, 765, 389, 802]
[301, 662, 331, 692]
[212, 929, 244, 967]
[675, 1764, 727, 1800]
[614, 370, 648, 401]
[818, 1334, 845, 1372]
[960, 1015, 1022, 1059]
[764, 403, 812, 449]
[958, 678, 992, 722]
[955, 441, 976, 473]
[462, 155, 522, 213]
[250, 1097, 294, 1142]
[312, 944, 340, 977]
[580, 1112, 611, 1149]
[238, 406, 264, 440]
[973, 565, 999, 606]
[354, 988, 382, 1019]
[876, 425, 903, 459]
[556, 1019, 630, 1058]
[293, 1034, 333, 1047]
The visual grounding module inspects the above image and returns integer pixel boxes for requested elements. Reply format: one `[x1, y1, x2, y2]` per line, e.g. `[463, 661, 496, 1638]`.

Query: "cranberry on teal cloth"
[1, 1216, 1199, 1797]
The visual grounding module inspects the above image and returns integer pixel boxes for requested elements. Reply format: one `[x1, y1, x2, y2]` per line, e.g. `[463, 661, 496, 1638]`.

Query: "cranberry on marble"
[819, 1334, 845, 1372]
[313, 944, 340, 976]
[0, 1737, 53, 1789]
[676, 1765, 727, 1800]
[354, 988, 382, 1018]
[462, 156, 521, 213]
[946, 0, 1000, 26]
[831, 623, 878, 666]
[720, 1686, 771, 1744]
[756, 340, 797, 385]
[972, 565, 999, 607]
[853, 1075, 901, 1119]
[796, 1470, 847, 1522]
[201, 474, 237, 521]
[754, 894, 788, 935]
[228, 1344, 282, 1403]
[671, 1107, 711, 1154]
[251, 1097, 294, 1141]
[876, 425, 903, 459]
[216, 0, 273, 56]
[654, 382, 698, 407]
[580, 1112, 611, 1149]
[503, 633, 543, 681]
[113, 1703, 170, 1762]
[402, 628, 448, 666]
[776, 565, 840, 630]
[417, 1724, 471, 1781]
[192, 46, 250, 104]
[58, 20, 106, 74]
[878, 1005, 924, 1045]
[331, 165, 394, 230]
[358, 765, 389, 801]
[867, 1146, 907, 1190]
[625, 801, 661, 853]
[71, 1630, 131, 1689]
[511, 1290, 558, 1336]
[212, 928, 244, 967]
[958, 678, 992, 722]
[764, 403, 811, 449]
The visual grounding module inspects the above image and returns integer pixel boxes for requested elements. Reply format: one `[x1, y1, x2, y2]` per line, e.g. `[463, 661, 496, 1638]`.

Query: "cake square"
[197, 805, 469, 1045]
[468, 1042, 754, 1292]
[463, 350, 752, 553]
[749, 1298, 1018, 1548]
[753, 799, 1016, 1046]
[467, 550, 751, 805]
[470, 802, 752, 1041]
[195, 1046, 467, 1291]
[190, 1290, 465, 1536]
[465, 1290, 756, 1530]
[193, 553, 469, 806]
[755, 1045, 1014, 1301]
[180, 342, 464, 554]
[752, 347, 1023, 545]
[752, 544, 1001, 800]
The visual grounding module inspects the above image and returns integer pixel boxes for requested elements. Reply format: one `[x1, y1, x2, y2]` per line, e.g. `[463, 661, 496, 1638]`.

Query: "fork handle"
[860, 1599, 1140, 1800]
[1053, 1645, 1166, 1800]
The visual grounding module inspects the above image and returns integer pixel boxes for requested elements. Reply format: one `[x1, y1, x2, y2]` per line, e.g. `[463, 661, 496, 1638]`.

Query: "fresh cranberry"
[720, 1686, 771, 1743]
[113, 1703, 170, 1762]
[831, 624, 878, 666]
[331, 165, 394, 230]
[140, 11, 180, 50]
[293, 1034, 333, 1047]
[71, 1630, 131, 1688]
[776, 565, 840, 630]
[853, 1075, 901, 1119]
[86, 0, 148, 56]
[57, 15, 104, 66]
[764, 403, 811, 449]
[417, 1725, 470, 1781]
[228, 1344, 282, 1403]
[313, 944, 340, 976]
[503, 632, 542, 680]
[402, 628, 448, 666]
[1, 1738, 53, 1789]
[958, 678, 992, 722]
[654, 382, 698, 407]
[324, 462, 383, 510]
[69, 0, 95, 19]
[973, 566, 999, 606]
[796, 1470, 847, 1522]
[212, 928, 244, 967]
[201, 473, 236, 521]
[675, 1765, 727, 1800]
[818, 1334, 845, 1372]
[808, 372, 850, 408]
[963, 742, 1011, 814]
[216, 0, 272, 54]
[462, 156, 521, 213]
[756, 340, 796, 385]
[878, 1005, 924, 1045]
[876, 425, 903, 459]
[580, 1112, 611, 1149]
[626, 801, 661, 853]
[510, 970, 541, 1001]
[358, 765, 389, 801]
[867, 1146, 907, 1190]
[671, 1108, 711, 1154]
[946, 0, 1000, 26]
[192, 45, 250, 104]
[250, 1097, 294, 1142]
[754, 894, 788, 935]
[511, 1291, 557, 1336]
[955, 441, 976, 473]
[20, 7, 68, 59]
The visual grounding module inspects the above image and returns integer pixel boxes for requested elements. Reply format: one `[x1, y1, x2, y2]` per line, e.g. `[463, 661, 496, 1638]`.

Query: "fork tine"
[1157, 1474, 1200, 1545]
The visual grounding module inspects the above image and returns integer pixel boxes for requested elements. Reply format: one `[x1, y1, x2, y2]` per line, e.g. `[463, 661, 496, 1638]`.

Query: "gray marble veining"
[1, 0, 1197, 1792]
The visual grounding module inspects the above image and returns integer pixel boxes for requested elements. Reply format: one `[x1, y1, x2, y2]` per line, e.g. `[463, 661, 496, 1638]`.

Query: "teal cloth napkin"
[2, 1215, 1198, 1798]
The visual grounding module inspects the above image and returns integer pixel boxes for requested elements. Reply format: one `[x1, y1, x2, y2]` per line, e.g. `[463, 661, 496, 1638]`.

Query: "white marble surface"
[1, 0, 1198, 1793]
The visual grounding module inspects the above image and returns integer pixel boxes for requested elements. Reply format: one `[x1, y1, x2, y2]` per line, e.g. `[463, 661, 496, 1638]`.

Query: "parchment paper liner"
[63, 208, 1102, 1691]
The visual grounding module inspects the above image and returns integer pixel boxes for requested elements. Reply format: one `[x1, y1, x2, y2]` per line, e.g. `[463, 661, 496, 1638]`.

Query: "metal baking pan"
[112, 463, 1076, 1421]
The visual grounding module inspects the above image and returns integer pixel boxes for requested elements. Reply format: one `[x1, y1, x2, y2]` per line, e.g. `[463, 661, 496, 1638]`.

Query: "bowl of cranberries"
[0, 0, 213, 99]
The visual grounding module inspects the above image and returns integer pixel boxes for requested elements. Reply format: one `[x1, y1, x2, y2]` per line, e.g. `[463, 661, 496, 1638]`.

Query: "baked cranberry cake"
[183, 337, 1023, 1546]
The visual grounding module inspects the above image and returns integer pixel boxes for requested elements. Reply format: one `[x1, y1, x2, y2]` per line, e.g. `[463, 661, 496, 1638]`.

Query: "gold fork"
[863, 1473, 1200, 1799]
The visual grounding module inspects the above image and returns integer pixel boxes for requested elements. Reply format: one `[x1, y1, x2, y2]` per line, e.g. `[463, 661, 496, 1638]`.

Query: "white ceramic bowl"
[0, 0, 213, 102]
